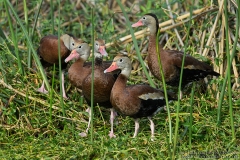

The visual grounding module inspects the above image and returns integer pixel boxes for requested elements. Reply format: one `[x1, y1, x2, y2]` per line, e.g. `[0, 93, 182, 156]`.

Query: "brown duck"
[37, 34, 79, 98]
[104, 54, 176, 138]
[132, 13, 220, 98]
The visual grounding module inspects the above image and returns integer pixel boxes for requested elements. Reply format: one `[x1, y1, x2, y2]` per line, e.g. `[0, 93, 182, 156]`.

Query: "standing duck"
[132, 13, 220, 98]
[104, 54, 176, 138]
[73, 39, 118, 138]
[37, 34, 79, 98]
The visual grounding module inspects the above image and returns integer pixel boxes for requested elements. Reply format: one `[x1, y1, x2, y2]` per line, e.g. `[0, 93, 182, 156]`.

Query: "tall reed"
[23, 0, 31, 70]
[50, 0, 55, 34]
[173, 6, 193, 158]
[224, 0, 235, 141]
[57, 0, 65, 125]
[90, 8, 95, 143]
[28, 0, 43, 69]
[217, 1, 239, 138]
[156, 30, 172, 158]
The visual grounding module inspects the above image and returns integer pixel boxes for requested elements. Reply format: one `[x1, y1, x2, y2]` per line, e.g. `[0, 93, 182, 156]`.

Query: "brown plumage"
[66, 39, 117, 90]
[71, 39, 118, 138]
[37, 34, 80, 98]
[104, 55, 176, 138]
[132, 13, 220, 96]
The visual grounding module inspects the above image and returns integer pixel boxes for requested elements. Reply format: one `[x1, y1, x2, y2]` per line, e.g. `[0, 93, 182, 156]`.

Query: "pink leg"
[37, 81, 48, 94]
[61, 71, 68, 99]
[148, 117, 155, 140]
[109, 108, 116, 138]
[133, 118, 139, 138]
[86, 107, 90, 113]
[79, 107, 91, 137]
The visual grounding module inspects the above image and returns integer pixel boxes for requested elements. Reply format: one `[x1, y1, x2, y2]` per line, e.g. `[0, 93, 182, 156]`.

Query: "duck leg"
[37, 68, 48, 94]
[37, 80, 48, 94]
[61, 70, 68, 99]
[148, 117, 155, 140]
[109, 108, 116, 138]
[133, 118, 140, 138]
[79, 107, 91, 137]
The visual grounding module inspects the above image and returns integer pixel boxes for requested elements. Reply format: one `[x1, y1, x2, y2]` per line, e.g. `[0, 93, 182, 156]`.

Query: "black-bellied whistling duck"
[132, 13, 220, 98]
[73, 39, 118, 138]
[104, 55, 176, 138]
[65, 40, 91, 90]
[37, 34, 79, 98]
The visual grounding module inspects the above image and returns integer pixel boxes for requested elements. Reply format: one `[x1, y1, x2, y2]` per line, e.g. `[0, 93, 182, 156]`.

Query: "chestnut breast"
[68, 60, 116, 90]
[82, 60, 116, 107]
[38, 35, 70, 65]
[68, 59, 92, 89]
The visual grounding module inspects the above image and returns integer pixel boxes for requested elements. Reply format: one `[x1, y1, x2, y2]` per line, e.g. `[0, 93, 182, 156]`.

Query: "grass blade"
[28, 0, 43, 69]
[23, 0, 31, 70]
[156, 29, 172, 158]
[49, 64, 56, 124]
[50, 0, 55, 34]
[188, 82, 195, 148]
[57, 0, 65, 123]
[90, 7, 95, 143]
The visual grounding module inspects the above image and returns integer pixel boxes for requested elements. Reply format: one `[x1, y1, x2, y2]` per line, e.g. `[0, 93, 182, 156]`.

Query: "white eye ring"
[143, 17, 146, 20]
[119, 59, 123, 62]
[72, 42, 75, 46]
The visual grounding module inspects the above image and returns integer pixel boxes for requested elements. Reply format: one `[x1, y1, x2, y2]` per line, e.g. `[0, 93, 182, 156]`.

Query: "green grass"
[0, 0, 240, 159]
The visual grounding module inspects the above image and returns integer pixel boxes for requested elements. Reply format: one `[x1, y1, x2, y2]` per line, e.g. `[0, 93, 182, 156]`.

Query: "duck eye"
[119, 59, 123, 62]
[72, 42, 74, 46]
[95, 43, 98, 46]
[143, 16, 146, 20]
[78, 45, 82, 49]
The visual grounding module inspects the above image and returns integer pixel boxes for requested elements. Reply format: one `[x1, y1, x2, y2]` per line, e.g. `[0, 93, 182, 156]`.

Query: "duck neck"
[112, 74, 127, 92]
[72, 58, 84, 68]
[148, 31, 157, 60]
[148, 23, 163, 60]
[69, 58, 85, 74]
